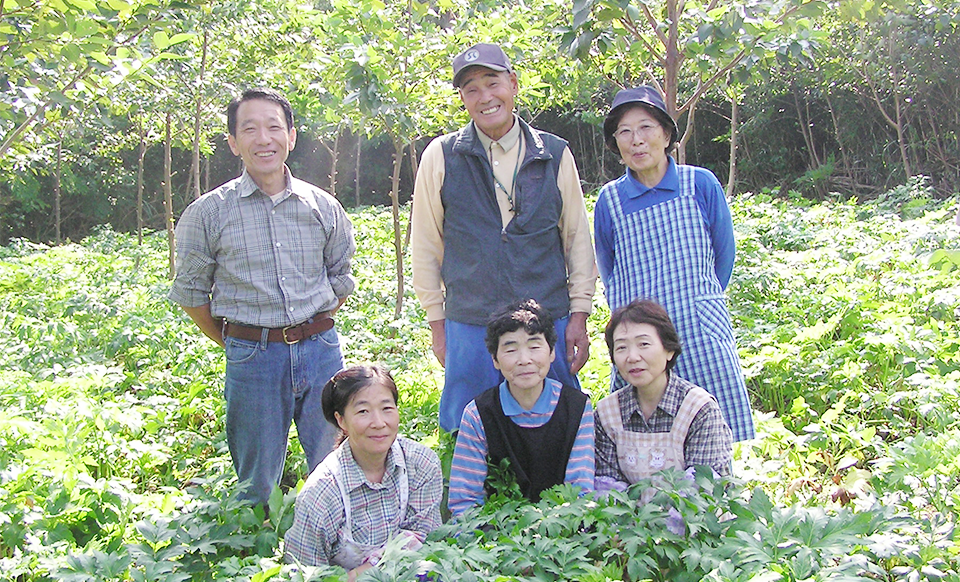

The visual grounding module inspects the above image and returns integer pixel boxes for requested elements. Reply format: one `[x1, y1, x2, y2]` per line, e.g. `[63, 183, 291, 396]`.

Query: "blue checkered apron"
[601, 166, 755, 442]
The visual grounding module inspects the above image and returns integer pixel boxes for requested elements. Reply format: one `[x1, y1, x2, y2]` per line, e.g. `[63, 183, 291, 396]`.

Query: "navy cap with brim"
[606, 85, 679, 143]
[452, 43, 512, 88]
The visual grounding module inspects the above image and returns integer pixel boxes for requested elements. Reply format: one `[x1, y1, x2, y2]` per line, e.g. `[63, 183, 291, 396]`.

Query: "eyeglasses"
[614, 123, 662, 143]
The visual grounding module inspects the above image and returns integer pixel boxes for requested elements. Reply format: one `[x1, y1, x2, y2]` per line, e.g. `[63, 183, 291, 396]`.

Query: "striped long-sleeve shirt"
[448, 378, 594, 517]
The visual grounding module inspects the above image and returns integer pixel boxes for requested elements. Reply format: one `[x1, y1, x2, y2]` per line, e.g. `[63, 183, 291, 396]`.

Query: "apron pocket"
[694, 294, 735, 344]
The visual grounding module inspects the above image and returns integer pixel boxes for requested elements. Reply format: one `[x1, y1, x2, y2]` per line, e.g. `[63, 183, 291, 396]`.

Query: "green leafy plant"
[0, 193, 958, 580]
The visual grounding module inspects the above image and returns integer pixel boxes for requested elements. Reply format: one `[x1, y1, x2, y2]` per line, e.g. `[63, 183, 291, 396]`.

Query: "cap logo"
[464, 49, 480, 63]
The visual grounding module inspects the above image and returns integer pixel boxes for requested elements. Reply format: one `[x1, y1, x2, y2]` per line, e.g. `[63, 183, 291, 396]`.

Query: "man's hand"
[429, 319, 446, 367]
[565, 311, 590, 374]
[181, 304, 225, 348]
[328, 296, 348, 316]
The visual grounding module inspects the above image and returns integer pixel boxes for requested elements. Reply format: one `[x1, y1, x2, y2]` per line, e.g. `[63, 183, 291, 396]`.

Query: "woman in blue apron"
[595, 299, 732, 492]
[594, 86, 755, 443]
[285, 365, 442, 580]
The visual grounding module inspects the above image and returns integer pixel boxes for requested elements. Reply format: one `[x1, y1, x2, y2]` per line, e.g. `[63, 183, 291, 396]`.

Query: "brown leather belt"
[224, 314, 334, 344]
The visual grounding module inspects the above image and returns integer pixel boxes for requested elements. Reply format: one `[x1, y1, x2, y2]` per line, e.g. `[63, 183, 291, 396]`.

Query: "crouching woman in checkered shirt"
[285, 365, 442, 580]
[594, 300, 733, 493]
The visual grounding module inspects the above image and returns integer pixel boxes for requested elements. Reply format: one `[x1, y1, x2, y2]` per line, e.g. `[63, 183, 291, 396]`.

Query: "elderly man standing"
[411, 43, 597, 433]
[169, 88, 356, 505]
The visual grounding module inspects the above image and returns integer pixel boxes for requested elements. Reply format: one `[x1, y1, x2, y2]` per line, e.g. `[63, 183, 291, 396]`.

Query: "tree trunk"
[663, 0, 681, 121]
[404, 140, 419, 249]
[165, 111, 175, 279]
[599, 123, 606, 182]
[676, 97, 697, 165]
[190, 29, 208, 200]
[726, 97, 738, 198]
[137, 118, 146, 246]
[389, 136, 405, 320]
[355, 132, 362, 207]
[824, 92, 854, 196]
[794, 89, 820, 170]
[893, 96, 912, 177]
[859, 33, 912, 180]
[330, 130, 340, 196]
[54, 134, 62, 245]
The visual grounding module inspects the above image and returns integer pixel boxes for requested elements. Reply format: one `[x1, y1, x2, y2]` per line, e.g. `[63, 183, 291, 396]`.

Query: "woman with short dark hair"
[595, 299, 732, 489]
[594, 85, 754, 444]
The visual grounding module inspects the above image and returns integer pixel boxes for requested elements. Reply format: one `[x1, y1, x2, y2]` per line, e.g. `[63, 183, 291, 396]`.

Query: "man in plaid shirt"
[169, 88, 356, 506]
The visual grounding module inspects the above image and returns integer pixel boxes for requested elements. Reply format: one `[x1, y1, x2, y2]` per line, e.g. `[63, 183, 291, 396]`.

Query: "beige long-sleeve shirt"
[411, 118, 597, 323]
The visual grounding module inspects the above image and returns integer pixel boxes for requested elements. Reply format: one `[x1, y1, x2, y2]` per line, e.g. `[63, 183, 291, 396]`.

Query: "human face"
[611, 321, 675, 394]
[334, 381, 399, 460]
[492, 329, 555, 395]
[457, 67, 518, 141]
[227, 98, 296, 194]
[614, 106, 670, 186]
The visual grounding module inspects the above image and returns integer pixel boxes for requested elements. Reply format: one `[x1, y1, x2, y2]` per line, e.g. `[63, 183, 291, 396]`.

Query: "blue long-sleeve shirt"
[594, 158, 735, 292]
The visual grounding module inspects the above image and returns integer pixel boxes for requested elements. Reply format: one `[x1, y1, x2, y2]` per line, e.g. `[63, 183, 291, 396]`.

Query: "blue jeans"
[223, 326, 343, 504]
[439, 316, 580, 432]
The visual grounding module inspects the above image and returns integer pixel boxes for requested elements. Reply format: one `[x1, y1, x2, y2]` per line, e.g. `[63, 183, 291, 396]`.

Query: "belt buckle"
[281, 324, 301, 345]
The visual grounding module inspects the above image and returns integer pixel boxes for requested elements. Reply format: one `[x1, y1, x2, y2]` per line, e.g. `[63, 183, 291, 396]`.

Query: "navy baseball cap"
[452, 43, 512, 88]
[605, 85, 679, 145]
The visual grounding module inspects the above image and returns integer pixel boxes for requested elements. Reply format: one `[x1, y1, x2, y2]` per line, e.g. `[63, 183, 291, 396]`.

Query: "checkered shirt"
[284, 437, 442, 566]
[169, 169, 355, 328]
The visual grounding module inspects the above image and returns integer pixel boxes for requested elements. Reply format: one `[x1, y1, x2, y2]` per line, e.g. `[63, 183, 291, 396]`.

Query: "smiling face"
[611, 321, 675, 394]
[614, 106, 671, 187]
[457, 67, 519, 141]
[334, 381, 399, 461]
[492, 329, 555, 397]
[227, 98, 296, 195]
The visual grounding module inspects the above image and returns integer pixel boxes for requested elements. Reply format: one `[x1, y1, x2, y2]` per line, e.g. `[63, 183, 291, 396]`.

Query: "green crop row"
[0, 182, 957, 581]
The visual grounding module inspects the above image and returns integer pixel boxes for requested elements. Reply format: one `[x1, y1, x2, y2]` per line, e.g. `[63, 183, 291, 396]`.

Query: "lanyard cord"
[490, 135, 524, 214]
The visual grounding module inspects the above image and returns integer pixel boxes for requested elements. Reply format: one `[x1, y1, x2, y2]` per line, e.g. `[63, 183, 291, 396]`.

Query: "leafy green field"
[1, 183, 958, 581]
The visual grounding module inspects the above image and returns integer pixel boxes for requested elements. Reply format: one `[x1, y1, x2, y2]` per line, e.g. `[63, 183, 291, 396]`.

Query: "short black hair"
[321, 364, 399, 426]
[602, 102, 678, 156]
[605, 299, 682, 374]
[226, 87, 295, 137]
[485, 299, 558, 358]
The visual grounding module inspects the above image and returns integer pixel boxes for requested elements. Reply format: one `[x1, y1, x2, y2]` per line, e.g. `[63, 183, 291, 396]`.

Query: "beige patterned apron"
[596, 386, 712, 482]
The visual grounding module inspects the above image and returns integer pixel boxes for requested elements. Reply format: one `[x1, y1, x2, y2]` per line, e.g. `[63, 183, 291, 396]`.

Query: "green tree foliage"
[0, 0, 197, 160]
[564, 0, 826, 161]
[2, 0, 960, 244]
[727, 0, 960, 196]
[833, 0, 959, 182]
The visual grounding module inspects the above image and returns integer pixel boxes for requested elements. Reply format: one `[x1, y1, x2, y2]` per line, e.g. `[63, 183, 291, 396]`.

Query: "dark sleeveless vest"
[439, 119, 571, 326]
[475, 384, 587, 502]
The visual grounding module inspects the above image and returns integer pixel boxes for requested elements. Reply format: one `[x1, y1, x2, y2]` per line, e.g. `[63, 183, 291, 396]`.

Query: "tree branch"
[0, 15, 155, 158]
[637, 2, 669, 52]
[620, 13, 665, 67]
[678, 49, 746, 115]
[678, 0, 810, 115]
[859, 63, 897, 129]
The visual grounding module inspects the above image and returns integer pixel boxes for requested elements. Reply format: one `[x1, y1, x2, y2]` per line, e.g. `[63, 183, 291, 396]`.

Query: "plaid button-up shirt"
[169, 169, 355, 328]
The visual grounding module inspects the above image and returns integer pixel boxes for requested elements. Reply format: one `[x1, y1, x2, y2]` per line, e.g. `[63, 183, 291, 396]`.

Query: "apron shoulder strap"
[670, 385, 713, 449]
[596, 392, 625, 437]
